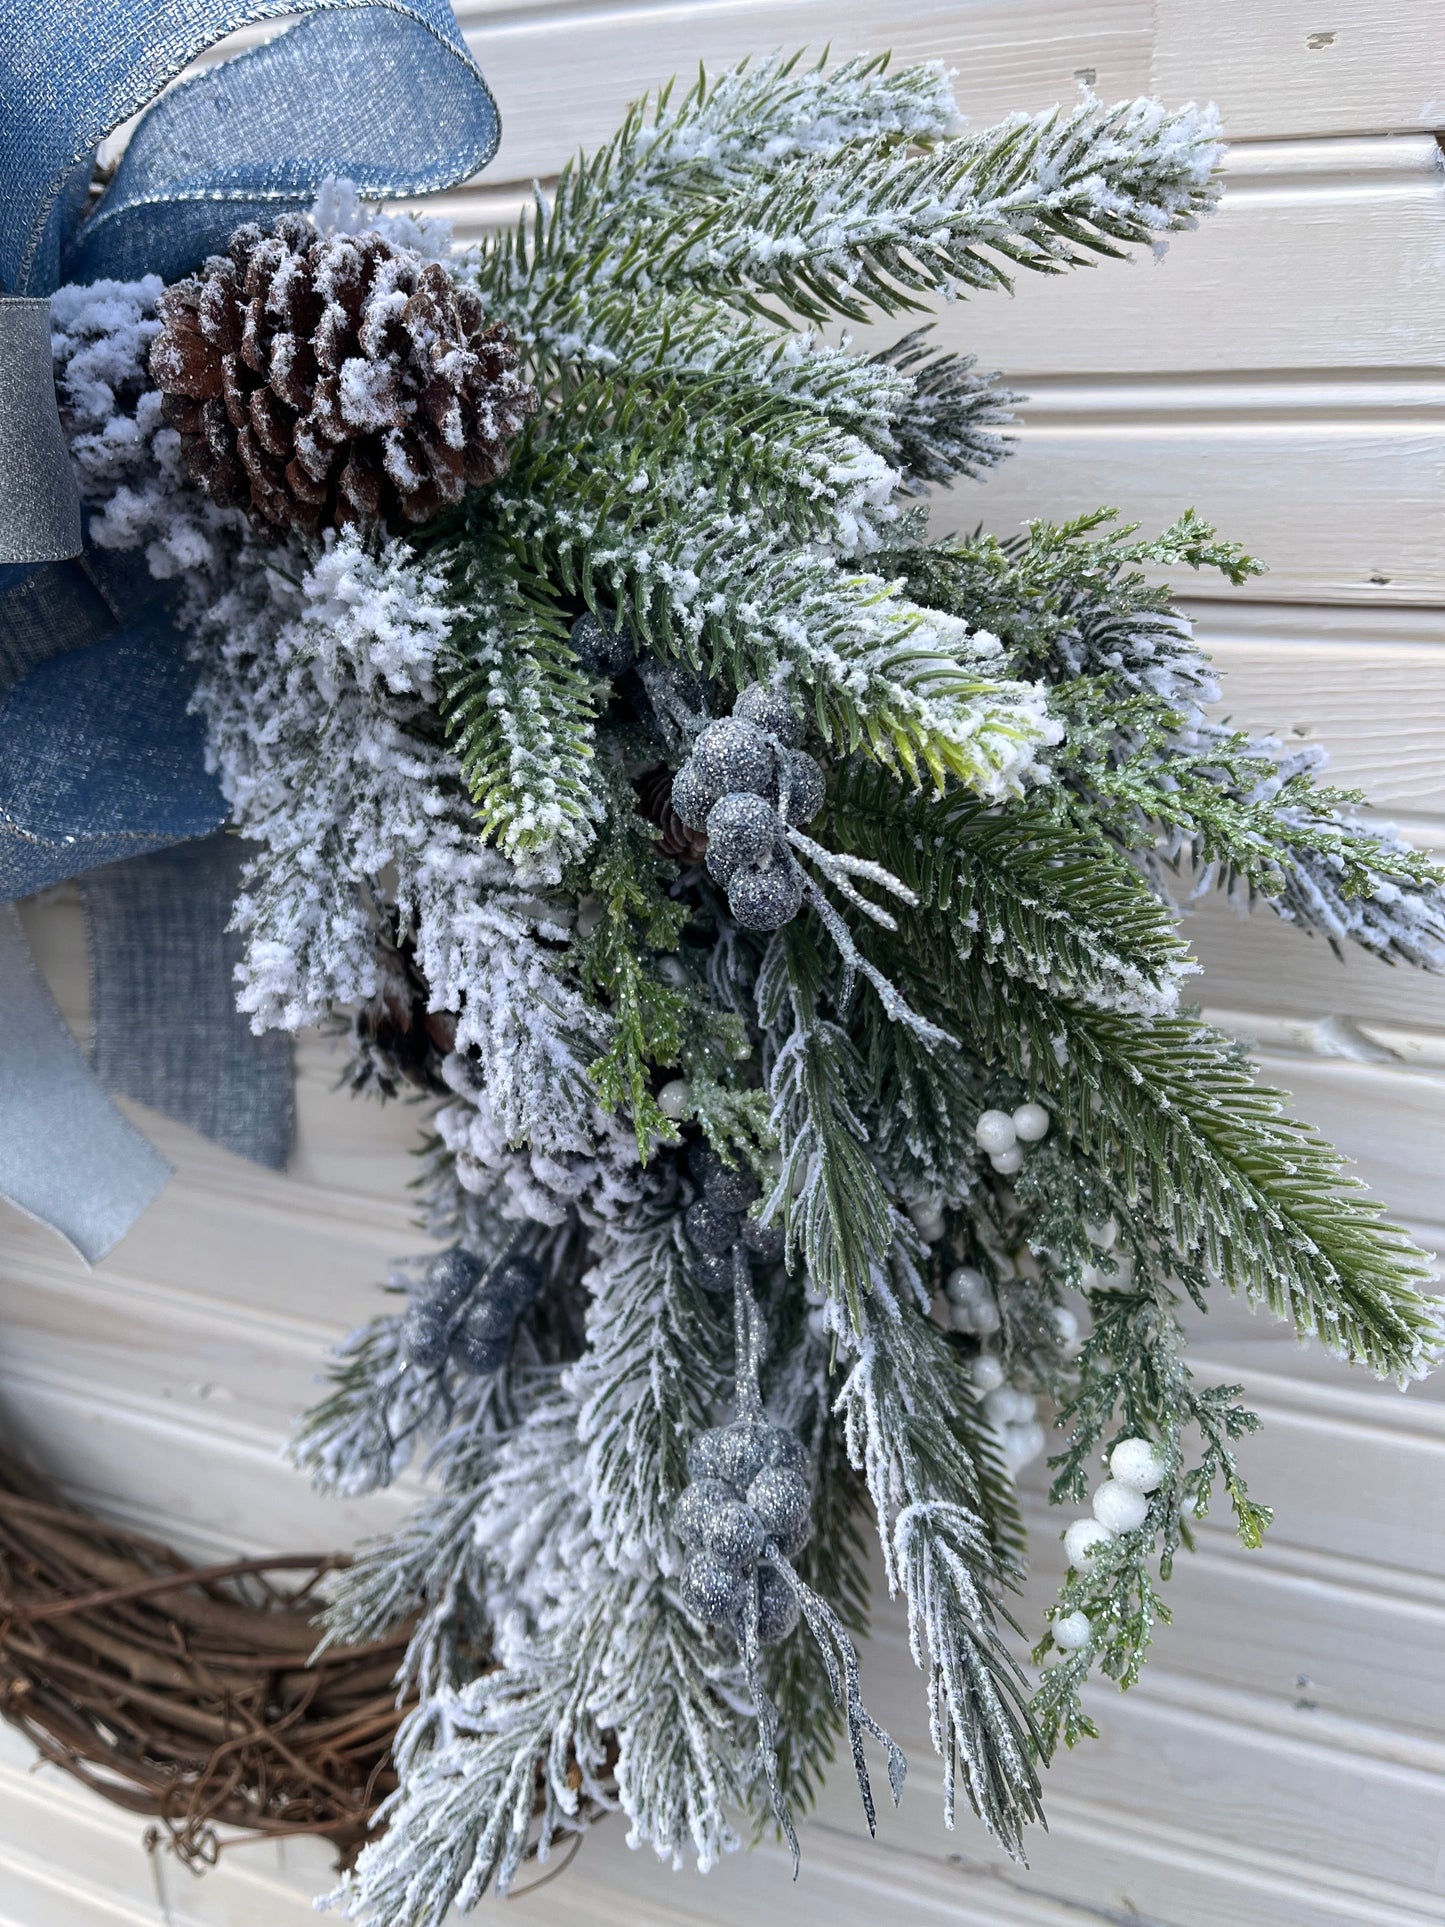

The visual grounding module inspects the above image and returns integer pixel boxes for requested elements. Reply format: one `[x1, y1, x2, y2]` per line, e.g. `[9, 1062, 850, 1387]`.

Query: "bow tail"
[0, 904, 170, 1263]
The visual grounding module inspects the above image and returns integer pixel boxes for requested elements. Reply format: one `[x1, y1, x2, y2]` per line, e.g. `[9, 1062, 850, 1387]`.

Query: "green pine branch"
[828, 763, 1192, 1017]
[757, 922, 903, 1327]
[880, 913, 1441, 1380]
[437, 533, 602, 870]
[571, 777, 691, 1157]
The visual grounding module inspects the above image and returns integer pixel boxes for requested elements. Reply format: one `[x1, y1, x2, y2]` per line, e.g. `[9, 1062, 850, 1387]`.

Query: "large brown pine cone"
[149, 215, 536, 535]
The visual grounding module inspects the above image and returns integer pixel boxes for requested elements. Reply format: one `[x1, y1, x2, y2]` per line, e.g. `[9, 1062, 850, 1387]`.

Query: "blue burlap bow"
[0, 0, 500, 1258]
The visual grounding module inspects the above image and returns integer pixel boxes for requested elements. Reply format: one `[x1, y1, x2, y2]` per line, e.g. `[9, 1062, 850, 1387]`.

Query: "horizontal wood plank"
[0, 1372, 410, 1564]
[822, 1612, 1445, 1911]
[1188, 895, 1445, 1033]
[447, 0, 1445, 194]
[945, 403, 1445, 605]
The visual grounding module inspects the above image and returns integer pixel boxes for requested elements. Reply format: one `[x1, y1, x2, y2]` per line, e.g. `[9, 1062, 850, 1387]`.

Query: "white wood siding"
[5, 4, 1445, 1921]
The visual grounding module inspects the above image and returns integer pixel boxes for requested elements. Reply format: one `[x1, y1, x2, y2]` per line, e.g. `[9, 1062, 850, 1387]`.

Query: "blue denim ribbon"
[0, 902, 172, 1262]
[0, 0, 498, 1253]
[3, 0, 498, 297]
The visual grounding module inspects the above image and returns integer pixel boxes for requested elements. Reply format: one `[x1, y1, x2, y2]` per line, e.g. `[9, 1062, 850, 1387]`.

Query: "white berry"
[989, 1145, 1024, 1176]
[971, 1353, 1006, 1392]
[1063, 1518, 1113, 1565]
[949, 1299, 982, 1334]
[908, 1199, 946, 1243]
[1004, 1420, 1045, 1467]
[946, 1265, 988, 1305]
[974, 1109, 1017, 1155]
[1052, 1610, 1093, 1652]
[1087, 1217, 1119, 1251]
[656, 1078, 692, 1121]
[575, 895, 604, 938]
[970, 1300, 1001, 1336]
[1050, 1306, 1080, 1347]
[1092, 1479, 1149, 1534]
[1012, 1102, 1050, 1143]
[984, 1387, 1018, 1427]
[1110, 1437, 1166, 1494]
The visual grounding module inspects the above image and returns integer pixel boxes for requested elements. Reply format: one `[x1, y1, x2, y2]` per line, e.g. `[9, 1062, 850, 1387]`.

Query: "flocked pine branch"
[569, 1197, 731, 1564]
[872, 325, 1018, 490]
[896, 513, 1445, 967]
[439, 535, 603, 872]
[837, 1301, 1042, 1855]
[482, 70, 1221, 339]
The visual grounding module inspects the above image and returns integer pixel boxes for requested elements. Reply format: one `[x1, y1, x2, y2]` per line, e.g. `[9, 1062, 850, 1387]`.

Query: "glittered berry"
[775, 749, 825, 826]
[727, 858, 804, 932]
[684, 1196, 742, 1256]
[704, 792, 784, 888]
[680, 1551, 749, 1624]
[492, 1254, 543, 1315]
[569, 610, 635, 677]
[746, 1465, 812, 1558]
[757, 1425, 809, 1475]
[741, 1215, 786, 1265]
[423, 1247, 484, 1315]
[687, 1421, 767, 1494]
[691, 1492, 766, 1568]
[688, 1247, 735, 1295]
[450, 1305, 510, 1375]
[690, 718, 776, 805]
[691, 1142, 761, 1215]
[402, 1305, 450, 1370]
[733, 683, 804, 748]
[636, 763, 710, 863]
[670, 761, 714, 832]
[674, 1478, 739, 1548]
[755, 1564, 801, 1645]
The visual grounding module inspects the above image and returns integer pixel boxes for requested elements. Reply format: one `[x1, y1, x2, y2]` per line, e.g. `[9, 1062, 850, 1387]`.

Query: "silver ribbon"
[0, 902, 171, 1261]
[0, 298, 82, 563]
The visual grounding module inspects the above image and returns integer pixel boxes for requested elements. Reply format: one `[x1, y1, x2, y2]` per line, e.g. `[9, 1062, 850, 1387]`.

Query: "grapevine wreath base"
[0, 1448, 417, 1868]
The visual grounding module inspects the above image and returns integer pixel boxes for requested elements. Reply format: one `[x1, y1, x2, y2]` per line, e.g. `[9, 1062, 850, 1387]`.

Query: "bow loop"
[1, 0, 498, 296]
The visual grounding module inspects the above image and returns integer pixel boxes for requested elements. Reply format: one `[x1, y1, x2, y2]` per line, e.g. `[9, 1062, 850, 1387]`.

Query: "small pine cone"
[349, 939, 456, 1098]
[635, 764, 710, 863]
[149, 214, 536, 534]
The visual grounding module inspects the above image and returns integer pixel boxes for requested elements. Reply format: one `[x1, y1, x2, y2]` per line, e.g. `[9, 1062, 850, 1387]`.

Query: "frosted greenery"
[54, 48, 1444, 1924]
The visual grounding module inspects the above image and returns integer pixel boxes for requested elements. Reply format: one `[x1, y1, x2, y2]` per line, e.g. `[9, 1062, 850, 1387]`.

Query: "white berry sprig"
[1050, 1435, 1169, 1660]
[974, 1101, 1050, 1176]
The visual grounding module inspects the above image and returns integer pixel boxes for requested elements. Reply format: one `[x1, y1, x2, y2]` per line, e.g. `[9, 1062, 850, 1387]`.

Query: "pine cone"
[349, 938, 457, 1098]
[149, 215, 536, 535]
[636, 764, 710, 863]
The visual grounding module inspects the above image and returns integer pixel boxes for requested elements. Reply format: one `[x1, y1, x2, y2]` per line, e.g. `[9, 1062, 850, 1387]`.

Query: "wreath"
[2, 9, 1441, 1923]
